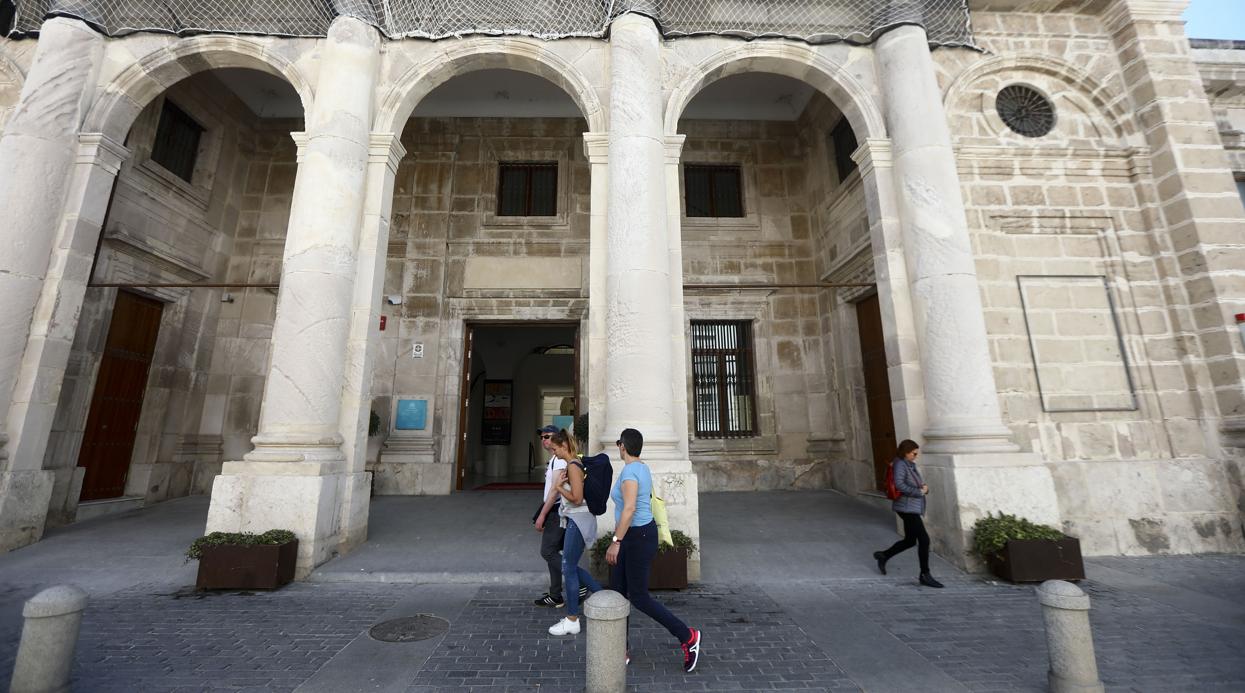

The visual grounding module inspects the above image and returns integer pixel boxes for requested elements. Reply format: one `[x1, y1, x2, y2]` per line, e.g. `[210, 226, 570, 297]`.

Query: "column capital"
[852, 138, 892, 177]
[583, 132, 610, 164]
[1100, 0, 1189, 33]
[368, 132, 406, 173]
[662, 135, 686, 164]
[76, 133, 130, 173]
[291, 131, 309, 162]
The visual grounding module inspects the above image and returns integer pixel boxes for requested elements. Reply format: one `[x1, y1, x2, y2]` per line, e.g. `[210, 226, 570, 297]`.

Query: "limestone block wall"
[41, 75, 259, 521]
[932, 10, 1245, 555]
[371, 117, 592, 494]
[677, 118, 835, 491]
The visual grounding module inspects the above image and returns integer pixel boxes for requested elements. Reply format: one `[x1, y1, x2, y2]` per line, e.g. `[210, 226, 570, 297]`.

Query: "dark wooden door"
[856, 293, 897, 491]
[77, 291, 163, 501]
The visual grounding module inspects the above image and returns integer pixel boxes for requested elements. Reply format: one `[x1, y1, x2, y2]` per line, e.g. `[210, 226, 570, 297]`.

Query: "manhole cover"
[369, 615, 450, 643]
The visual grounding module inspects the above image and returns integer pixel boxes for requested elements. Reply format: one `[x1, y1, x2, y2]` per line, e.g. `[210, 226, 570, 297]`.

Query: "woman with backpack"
[873, 439, 944, 588]
[546, 428, 604, 635]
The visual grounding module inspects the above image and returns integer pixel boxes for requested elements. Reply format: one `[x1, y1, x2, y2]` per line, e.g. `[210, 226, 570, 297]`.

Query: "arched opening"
[369, 62, 596, 496]
[45, 58, 307, 526]
[669, 58, 898, 499]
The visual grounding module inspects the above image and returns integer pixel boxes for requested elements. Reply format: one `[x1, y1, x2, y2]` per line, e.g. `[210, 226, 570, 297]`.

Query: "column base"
[922, 423, 1021, 454]
[375, 433, 450, 495]
[918, 451, 1061, 570]
[206, 466, 368, 578]
[0, 469, 55, 553]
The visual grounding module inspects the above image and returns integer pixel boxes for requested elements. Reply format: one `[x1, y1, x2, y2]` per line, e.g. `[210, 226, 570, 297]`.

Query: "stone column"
[875, 24, 1016, 455]
[0, 17, 105, 552]
[1103, 0, 1245, 447]
[584, 132, 610, 456]
[874, 25, 1061, 565]
[605, 13, 700, 578]
[206, 16, 381, 576]
[663, 135, 691, 460]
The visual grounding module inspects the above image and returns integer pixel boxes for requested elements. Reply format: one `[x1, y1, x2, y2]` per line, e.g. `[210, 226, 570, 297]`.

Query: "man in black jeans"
[533, 425, 566, 607]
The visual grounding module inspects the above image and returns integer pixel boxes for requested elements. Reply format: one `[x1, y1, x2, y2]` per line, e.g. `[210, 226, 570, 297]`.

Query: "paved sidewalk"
[0, 491, 1242, 692]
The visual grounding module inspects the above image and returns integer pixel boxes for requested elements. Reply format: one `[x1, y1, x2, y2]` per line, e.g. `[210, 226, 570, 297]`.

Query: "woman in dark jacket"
[873, 440, 944, 588]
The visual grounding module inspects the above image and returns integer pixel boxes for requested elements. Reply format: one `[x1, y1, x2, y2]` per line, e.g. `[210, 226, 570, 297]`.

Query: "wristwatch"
[611, 536, 622, 544]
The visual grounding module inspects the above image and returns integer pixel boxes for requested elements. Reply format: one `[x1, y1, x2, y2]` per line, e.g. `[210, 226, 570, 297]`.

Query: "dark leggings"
[882, 512, 930, 574]
[611, 520, 692, 645]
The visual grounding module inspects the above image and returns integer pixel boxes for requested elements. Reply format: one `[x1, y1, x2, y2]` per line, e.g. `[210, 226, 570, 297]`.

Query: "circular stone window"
[995, 85, 1056, 138]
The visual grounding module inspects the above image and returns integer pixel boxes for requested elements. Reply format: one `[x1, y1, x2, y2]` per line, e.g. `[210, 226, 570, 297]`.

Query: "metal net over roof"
[10, 1, 975, 47]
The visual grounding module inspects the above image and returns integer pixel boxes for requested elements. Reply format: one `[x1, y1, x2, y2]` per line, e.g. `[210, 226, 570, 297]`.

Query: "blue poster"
[551, 415, 574, 434]
[395, 399, 427, 430]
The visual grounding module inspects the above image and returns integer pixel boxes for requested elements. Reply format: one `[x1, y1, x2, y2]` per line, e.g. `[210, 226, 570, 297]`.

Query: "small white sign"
[411, 343, 424, 359]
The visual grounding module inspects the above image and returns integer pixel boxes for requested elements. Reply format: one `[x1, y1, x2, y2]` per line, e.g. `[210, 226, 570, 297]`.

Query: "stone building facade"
[1, 0, 1244, 577]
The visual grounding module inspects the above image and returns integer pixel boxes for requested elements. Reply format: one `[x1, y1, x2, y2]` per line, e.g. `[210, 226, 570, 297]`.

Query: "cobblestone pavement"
[2, 565, 1242, 692]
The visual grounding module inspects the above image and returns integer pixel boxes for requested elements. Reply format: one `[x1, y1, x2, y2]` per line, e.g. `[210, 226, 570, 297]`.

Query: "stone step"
[75, 496, 145, 523]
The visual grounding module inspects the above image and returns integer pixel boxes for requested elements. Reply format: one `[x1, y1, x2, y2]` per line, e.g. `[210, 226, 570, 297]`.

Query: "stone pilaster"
[1102, 0, 1245, 448]
[583, 132, 609, 456]
[605, 13, 700, 578]
[875, 25, 1061, 566]
[206, 16, 381, 576]
[663, 135, 691, 460]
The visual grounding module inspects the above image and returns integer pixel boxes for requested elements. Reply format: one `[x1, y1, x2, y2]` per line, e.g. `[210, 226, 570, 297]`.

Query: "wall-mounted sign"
[482, 380, 512, 445]
[412, 343, 424, 358]
[395, 399, 428, 430]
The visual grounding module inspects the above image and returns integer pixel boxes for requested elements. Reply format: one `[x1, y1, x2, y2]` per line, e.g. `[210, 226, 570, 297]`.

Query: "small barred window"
[996, 85, 1055, 138]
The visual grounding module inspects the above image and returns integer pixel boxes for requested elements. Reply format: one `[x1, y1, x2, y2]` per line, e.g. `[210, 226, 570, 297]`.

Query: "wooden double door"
[855, 293, 897, 492]
[77, 291, 164, 502]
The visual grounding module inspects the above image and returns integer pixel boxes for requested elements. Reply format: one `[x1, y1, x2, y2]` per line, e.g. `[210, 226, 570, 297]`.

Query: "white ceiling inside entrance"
[211, 67, 817, 121]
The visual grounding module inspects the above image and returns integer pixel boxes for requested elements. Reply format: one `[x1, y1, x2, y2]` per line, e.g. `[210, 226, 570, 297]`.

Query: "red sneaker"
[681, 628, 701, 672]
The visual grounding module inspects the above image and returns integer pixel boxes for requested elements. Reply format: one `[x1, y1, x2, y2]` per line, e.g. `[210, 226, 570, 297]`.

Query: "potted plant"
[590, 529, 697, 590]
[971, 513, 1084, 583]
[188, 529, 298, 591]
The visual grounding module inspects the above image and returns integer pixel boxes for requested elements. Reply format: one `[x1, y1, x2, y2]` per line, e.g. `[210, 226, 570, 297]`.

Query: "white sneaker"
[548, 617, 581, 636]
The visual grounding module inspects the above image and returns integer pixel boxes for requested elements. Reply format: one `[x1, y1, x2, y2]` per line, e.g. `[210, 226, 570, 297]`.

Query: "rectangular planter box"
[590, 547, 690, 591]
[987, 538, 1085, 583]
[195, 539, 298, 591]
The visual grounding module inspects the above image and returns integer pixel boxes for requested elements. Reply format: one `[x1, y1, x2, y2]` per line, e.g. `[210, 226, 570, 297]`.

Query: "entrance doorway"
[455, 322, 579, 490]
[855, 293, 896, 491]
[77, 291, 164, 501]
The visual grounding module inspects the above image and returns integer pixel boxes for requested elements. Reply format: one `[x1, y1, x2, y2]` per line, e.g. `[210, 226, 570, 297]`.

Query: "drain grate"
[369, 614, 451, 643]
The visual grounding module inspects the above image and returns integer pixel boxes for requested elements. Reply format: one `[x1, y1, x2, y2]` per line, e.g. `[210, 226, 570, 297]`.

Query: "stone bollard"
[9, 585, 88, 693]
[1036, 580, 1104, 693]
[584, 590, 630, 693]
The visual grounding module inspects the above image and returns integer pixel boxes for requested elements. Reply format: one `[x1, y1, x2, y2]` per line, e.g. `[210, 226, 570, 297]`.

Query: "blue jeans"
[562, 517, 603, 617]
[610, 520, 692, 644]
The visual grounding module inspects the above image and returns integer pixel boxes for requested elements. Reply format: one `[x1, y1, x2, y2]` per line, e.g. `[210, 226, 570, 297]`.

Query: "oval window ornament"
[996, 85, 1056, 138]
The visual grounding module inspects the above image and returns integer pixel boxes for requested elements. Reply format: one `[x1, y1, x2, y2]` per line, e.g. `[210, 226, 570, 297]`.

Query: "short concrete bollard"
[584, 590, 630, 693]
[1036, 580, 1104, 693]
[9, 585, 89, 693]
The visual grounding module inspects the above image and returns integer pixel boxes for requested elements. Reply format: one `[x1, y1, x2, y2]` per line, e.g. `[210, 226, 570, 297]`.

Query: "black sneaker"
[873, 551, 888, 576]
[681, 628, 701, 673]
[534, 593, 565, 607]
[578, 586, 590, 601]
[919, 573, 944, 589]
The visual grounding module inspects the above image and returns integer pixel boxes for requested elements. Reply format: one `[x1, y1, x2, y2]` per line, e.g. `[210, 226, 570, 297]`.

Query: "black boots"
[873, 551, 888, 575]
[919, 572, 944, 588]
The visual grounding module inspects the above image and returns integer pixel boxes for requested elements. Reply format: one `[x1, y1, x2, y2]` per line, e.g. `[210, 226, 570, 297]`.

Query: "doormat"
[473, 482, 543, 490]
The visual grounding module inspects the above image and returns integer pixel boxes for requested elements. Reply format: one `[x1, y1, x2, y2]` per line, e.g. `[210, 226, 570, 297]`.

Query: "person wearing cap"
[533, 424, 569, 607]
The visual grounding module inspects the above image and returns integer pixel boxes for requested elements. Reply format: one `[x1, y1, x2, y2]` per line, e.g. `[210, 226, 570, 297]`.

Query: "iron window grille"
[996, 84, 1056, 138]
[497, 162, 558, 216]
[830, 117, 858, 182]
[150, 100, 204, 183]
[684, 164, 744, 218]
[691, 320, 758, 438]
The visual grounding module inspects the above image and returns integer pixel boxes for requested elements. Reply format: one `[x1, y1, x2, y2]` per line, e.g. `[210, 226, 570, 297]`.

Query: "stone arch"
[942, 53, 1139, 145]
[84, 35, 314, 141]
[663, 43, 886, 140]
[374, 38, 605, 133]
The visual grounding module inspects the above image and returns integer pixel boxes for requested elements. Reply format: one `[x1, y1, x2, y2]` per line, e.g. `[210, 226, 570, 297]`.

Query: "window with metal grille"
[150, 100, 203, 183]
[684, 164, 744, 218]
[691, 320, 758, 438]
[497, 162, 558, 216]
[830, 117, 858, 183]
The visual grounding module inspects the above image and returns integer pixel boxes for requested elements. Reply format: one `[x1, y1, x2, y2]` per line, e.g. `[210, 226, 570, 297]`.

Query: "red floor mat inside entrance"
[473, 482, 543, 490]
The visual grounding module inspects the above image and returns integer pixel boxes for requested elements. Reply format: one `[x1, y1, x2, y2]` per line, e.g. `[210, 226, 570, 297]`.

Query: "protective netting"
[8, 1, 975, 47]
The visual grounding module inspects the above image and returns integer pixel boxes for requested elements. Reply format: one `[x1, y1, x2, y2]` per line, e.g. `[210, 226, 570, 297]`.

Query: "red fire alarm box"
[379, 315, 387, 331]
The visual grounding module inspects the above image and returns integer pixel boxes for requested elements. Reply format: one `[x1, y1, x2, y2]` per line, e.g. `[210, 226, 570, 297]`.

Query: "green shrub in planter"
[590, 529, 697, 562]
[189, 530, 299, 591]
[971, 513, 1083, 583]
[187, 529, 297, 560]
